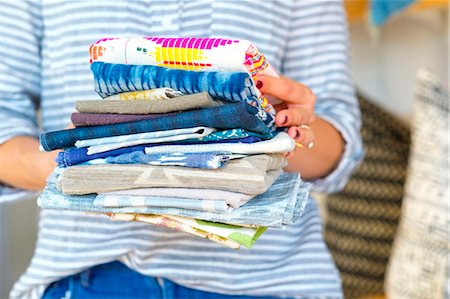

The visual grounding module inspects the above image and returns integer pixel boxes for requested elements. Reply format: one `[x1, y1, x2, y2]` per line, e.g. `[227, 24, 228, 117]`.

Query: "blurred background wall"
[350, 6, 448, 122]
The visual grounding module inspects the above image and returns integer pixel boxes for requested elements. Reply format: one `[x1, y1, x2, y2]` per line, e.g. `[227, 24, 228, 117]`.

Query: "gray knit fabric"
[58, 154, 287, 195]
[76, 92, 220, 114]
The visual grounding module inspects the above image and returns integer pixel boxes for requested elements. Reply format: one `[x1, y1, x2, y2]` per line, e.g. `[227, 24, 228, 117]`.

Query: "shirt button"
[160, 17, 173, 27]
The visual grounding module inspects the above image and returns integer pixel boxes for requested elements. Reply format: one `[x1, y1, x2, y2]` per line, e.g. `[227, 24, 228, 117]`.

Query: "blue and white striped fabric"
[0, 1, 363, 298]
[88, 152, 243, 169]
[93, 194, 231, 213]
[41, 172, 307, 225]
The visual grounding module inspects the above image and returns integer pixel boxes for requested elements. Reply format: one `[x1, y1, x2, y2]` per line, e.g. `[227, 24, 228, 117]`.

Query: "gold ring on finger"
[300, 124, 311, 130]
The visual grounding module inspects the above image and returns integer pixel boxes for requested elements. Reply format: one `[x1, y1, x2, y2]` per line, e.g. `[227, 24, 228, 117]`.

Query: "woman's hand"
[257, 75, 316, 156]
[256, 75, 345, 179]
[0, 123, 74, 191]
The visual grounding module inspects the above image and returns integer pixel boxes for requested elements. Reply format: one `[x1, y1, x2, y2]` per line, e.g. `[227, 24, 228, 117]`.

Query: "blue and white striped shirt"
[0, 1, 363, 298]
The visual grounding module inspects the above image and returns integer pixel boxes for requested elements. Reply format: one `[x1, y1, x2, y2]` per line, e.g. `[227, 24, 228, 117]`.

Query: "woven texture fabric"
[385, 69, 449, 299]
[75, 92, 219, 114]
[324, 92, 411, 298]
[40, 102, 273, 151]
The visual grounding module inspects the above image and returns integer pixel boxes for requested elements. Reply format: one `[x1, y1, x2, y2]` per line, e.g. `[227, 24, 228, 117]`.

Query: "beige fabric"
[58, 154, 287, 195]
[76, 92, 220, 114]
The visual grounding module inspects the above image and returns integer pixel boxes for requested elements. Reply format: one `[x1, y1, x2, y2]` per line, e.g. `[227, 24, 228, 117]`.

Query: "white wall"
[350, 8, 448, 122]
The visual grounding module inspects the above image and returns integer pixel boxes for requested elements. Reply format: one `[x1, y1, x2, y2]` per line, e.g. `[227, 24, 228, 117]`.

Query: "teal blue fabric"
[201, 128, 272, 141]
[371, 0, 416, 26]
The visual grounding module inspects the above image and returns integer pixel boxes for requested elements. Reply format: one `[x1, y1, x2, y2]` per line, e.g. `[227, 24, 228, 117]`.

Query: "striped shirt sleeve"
[281, 0, 364, 193]
[0, 1, 42, 201]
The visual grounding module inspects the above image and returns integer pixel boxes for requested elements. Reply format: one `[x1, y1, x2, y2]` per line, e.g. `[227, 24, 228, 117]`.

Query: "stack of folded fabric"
[38, 37, 312, 249]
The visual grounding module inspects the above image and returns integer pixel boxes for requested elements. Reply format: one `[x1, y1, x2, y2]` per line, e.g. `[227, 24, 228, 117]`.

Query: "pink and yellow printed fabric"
[89, 37, 279, 115]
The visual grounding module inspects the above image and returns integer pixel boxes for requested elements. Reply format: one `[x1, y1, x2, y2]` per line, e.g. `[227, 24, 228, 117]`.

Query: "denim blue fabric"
[42, 261, 285, 299]
[91, 61, 258, 104]
[41, 102, 273, 151]
[99, 152, 237, 169]
[56, 137, 259, 167]
[38, 172, 311, 227]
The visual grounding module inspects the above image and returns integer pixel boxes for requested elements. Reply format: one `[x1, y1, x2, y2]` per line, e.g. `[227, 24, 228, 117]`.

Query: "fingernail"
[256, 80, 263, 89]
[294, 128, 301, 139]
[280, 115, 288, 125]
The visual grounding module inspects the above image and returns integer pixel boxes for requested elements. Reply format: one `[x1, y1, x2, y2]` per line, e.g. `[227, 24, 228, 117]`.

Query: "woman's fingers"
[275, 107, 315, 127]
[283, 126, 315, 158]
[287, 126, 315, 147]
[257, 75, 316, 111]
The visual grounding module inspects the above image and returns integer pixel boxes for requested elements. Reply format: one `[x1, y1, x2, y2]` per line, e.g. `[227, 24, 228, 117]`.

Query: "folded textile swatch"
[75, 127, 261, 155]
[90, 61, 275, 122]
[144, 132, 295, 155]
[100, 187, 254, 209]
[40, 102, 273, 151]
[165, 215, 267, 248]
[200, 128, 272, 141]
[76, 127, 214, 147]
[75, 126, 215, 155]
[90, 37, 278, 76]
[94, 194, 230, 212]
[55, 136, 259, 167]
[76, 92, 220, 114]
[88, 152, 245, 169]
[71, 112, 173, 127]
[90, 37, 279, 114]
[57, 145, 149, 167]
[109, 213, 241, 249]
[58, 154, 287, 195]
[104, 88, 184, 101]
[39, 172, 310, 227]
[111, 212, 266, 249]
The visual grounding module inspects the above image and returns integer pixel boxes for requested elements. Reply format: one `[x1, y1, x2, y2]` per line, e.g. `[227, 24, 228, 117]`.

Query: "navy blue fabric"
[42, 261, 284, 299]
[41, 102, 272, 151]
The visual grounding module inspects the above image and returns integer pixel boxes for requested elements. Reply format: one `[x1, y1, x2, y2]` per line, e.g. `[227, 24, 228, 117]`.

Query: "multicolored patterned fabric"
[90, 37, 278, 114]
[168, 215, 267, 249]
[200, 128, 272, 141]
[109, 213, 241, 249]
[104, 88, 184, 101]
